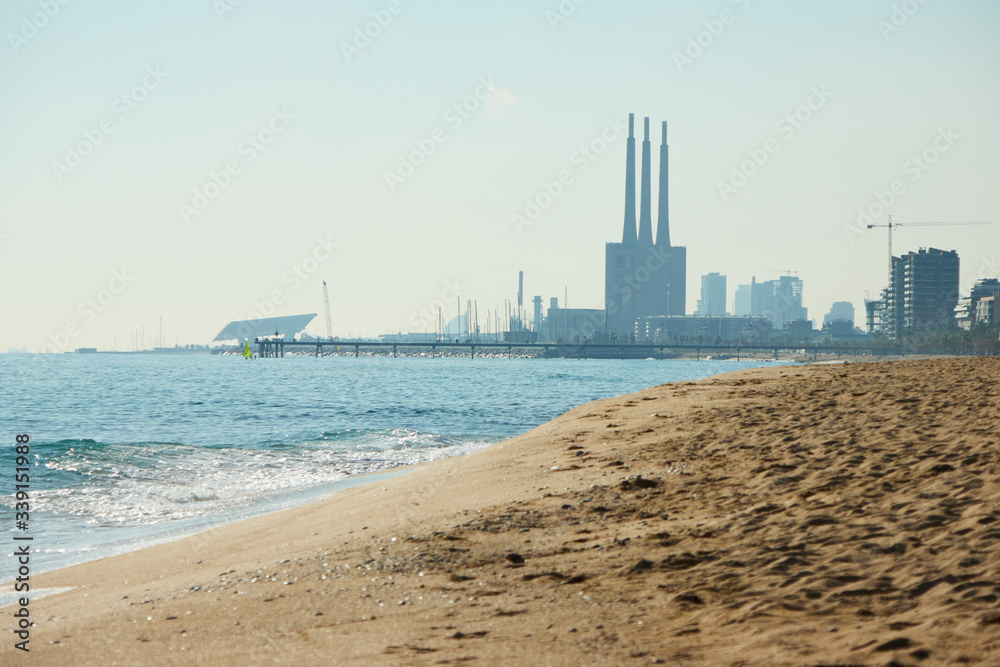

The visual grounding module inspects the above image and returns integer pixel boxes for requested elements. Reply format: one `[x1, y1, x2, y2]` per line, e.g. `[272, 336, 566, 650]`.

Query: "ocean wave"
[3, 429, 494, 527]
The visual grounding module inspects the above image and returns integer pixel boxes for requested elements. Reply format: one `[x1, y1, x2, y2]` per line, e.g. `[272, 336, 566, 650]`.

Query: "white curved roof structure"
[212, 313, 317, 343]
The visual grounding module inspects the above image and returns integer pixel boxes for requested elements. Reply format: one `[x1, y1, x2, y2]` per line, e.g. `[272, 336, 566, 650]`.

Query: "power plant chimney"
[638, 117, 653, 244]
[656, 120, 670, 247]
[621, 113, 637, 244]
[517, 271, 524, 309]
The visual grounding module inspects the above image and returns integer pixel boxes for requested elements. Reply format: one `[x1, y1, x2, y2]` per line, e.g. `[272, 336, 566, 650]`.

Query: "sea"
[0, 353, 786, 590]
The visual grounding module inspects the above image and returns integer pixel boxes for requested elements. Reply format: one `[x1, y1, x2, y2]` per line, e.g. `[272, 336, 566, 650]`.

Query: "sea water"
[0, 353, 784, 582]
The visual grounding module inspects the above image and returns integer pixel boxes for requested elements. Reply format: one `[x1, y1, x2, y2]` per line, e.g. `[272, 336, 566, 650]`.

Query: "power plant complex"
[205, 113, 994, 352]
[605, 115, 687, 337]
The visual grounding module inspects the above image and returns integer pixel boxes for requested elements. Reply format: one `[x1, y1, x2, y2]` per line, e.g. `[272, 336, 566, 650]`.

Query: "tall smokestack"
[621, 113, 637, 244]
[637, 117, 653, 244]
[517, 271, 524, 309]
[656, 120, 670, 246]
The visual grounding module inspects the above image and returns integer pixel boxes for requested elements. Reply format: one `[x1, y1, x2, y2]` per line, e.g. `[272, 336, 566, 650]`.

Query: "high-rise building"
[904, 248, 959, 331]
[605, 115, 686, 338]
[732, 276, 807, 329]
[877, 247, 959, 339]
[696, 273, 727, 316]
[734, 284, 751, 317]
[759, 276, 807, 329]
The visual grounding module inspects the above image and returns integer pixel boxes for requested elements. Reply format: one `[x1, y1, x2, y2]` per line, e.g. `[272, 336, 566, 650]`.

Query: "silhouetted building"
[605, 115, 686, 338]
[696, 273, 727, 316]
[637, 315, 772, 343]
[546, 303, 605, 342]
[823, 320, 855, 338]
[734, 283, 751, 317]
[823, 301, 855, 328]
[733, 276, 807, 330]
[785, 319, 814, 342]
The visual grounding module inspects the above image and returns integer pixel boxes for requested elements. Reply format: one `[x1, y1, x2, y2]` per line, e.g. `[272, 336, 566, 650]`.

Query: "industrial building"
[605, 114, 686, 339]
[875, 247, 959, 339]
[544, 298, 605, 342]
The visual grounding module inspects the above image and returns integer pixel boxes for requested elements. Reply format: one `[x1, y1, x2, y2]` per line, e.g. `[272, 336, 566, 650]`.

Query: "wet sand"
[3, 357, 999, 665]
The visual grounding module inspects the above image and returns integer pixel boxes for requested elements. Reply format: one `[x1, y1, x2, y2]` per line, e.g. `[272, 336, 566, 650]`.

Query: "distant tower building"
[734, 275, 807, 329]
[605, 115, 686, 338]
[767, 275, 807, 330]
[532, 296, 543, 331]
[696, 273, 727, 316]
[823, 301, 855, 327]
[734, 283, 751, 317]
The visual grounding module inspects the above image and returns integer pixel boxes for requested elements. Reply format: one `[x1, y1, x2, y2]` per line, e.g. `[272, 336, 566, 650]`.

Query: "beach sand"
[4, 357, 1000, 665]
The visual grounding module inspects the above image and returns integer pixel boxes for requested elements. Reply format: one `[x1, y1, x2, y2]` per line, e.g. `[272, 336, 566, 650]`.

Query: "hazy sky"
[2, 0, 998, 351]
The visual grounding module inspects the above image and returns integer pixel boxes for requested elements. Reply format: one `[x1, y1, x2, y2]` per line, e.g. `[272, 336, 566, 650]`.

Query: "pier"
[254, 338, 901, 360]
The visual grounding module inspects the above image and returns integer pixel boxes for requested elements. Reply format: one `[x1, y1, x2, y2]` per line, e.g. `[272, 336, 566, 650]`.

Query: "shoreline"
[5, 357, 999, 664]
[1, 357, 781, 584]
[0, 466, 421, 594]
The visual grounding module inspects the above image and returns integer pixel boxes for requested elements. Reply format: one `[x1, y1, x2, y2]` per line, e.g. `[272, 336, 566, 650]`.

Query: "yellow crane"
[866, 215, 992, 286]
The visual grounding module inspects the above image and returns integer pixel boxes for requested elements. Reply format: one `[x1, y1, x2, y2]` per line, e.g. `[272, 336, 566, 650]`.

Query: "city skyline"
[2, 1, 998, 351]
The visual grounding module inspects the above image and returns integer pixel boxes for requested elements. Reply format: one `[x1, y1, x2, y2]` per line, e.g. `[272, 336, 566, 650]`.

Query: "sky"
[1, 0, 998, 351]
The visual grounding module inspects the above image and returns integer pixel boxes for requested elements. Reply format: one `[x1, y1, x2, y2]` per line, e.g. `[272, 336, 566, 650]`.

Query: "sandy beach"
[4, 357, 1000, 665]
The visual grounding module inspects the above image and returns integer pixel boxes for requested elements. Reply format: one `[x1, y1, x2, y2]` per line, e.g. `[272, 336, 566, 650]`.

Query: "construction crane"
[322, 281, 333, 340]
[867, 215, 992, 286]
